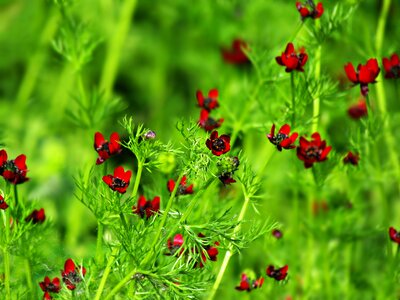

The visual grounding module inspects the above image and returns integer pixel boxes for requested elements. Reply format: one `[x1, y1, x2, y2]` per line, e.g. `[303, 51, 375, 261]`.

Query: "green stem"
[13, 184, 19, 212]
[100, 0, 138, 97]
[119, 212, 129, 232]
[2, 209, 11, 300]
[24, 258, 33, 297]
[375, 0, 391, 57]
[94, 246, 120, 300]
[141, 172, 184, 267]
[104, 268, 138, 300]
[96, 221, 104, 265]
[131, 160, 144, 199]
[311, 45, 322, 133]
[290, 72, 296, 127]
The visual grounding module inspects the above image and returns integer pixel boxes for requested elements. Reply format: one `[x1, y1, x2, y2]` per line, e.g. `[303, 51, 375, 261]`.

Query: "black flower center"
[98, 142, 110, 153]
[112, 178, 127, 188]
[212, 138, 226, 151]
[305, 146, 321, 159]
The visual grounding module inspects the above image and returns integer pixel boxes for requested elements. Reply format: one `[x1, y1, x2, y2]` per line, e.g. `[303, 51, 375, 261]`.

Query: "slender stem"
[104, 267, 138, 300]
[24, 258, 33, 297]
[94, 246, 120, 300]
[141, 173, 184, 267]
[290, 72, 296, 127]
[375, 0, 391, 57]
[119, 212, 129, 232]
[100, 0, 138, 97]
[311, 45, 322, 133]
[96, 221, 104, 265]
[13, 184, 19, 211]
[131, 160, 144, 199]
[2, 209, 11, 300]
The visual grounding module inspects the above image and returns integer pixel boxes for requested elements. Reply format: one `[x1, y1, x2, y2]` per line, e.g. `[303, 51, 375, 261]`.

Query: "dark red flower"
[348, 99, 368, 119]
[235, 273, 264, 291]
[39, 276, 61, 294]
[267, 124, 298, 151]
[102, 166, 132, 194]
[166, 234, 184, 256]
[0, 150, 29, 184]
[382, 53, 400, 79]
[94, 132, 122, 165]
[221, 39, 251, 65]
[0, 194, 8, 210]
[217, 156, 239, 185]
[61, 258, 86, 290]
[344, 59, 380, 96]
[196, 89, 220, 111]
[132, 195, 160, 219]
[343, 151, 359, 166]
[276, 43, 308, 72]
[43, 292, 52, 300]
[196, 233, 219, 267]
[272, 229, 283, 239]
[25, 208, 46, 224]
[389, 227, 400, 244]
[218, 173, 236, 185]
[266, 265, 288, 281]
[198, 109, 224, 132]
[206, 131, 231, 156]
[296, 1, 324, 20]
[296, 133, 332, 168]
[167, 176, 194, 195]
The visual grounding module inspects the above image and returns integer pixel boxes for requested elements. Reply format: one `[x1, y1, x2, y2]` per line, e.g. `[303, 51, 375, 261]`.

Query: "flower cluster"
[197, 89, 224, 131]
[276, 42, 308, 72]
[296, 0, 324, 20]
[39, 258, 86, 299]
[132, 195, 160, 219]
[0, 149, 29, 184]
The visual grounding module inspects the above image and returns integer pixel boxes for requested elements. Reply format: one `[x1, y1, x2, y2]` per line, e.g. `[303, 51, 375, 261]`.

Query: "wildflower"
[166, 234, 184, 256]
[94, 132, 121, 165]
[266, 265, 288, 281]
[102, 166, 132, 194]
[167, 176, 194, 195]
[25, 208, 46, 224]
[276, 42, 308, 72]
[267, 124, 298, 151]
[39, 276, 61, 294]
[206, 131, 231, 156]
[296, 133, 332, 168]
[61, 258, 86, 290]
[235, 273, 264, 291]
[0, 150, 29, 184]
[348, 99, 367, 119]
[343, 151, 359, 166]
[296, 1, 324, 20]
[382, 53, 400, 79]
[197, 233, 219, 267]
[389, 227, 400, 244]
[0, 194, 8, 210]
[196, 89, 219, 111]
[132, 195, 160, 219]
[198, 109, 224, 132]
[221, 39, 250, 65]
[344, 59, 380, 96]
[217, 156, 240, 185]
[272, 229, 283, 239]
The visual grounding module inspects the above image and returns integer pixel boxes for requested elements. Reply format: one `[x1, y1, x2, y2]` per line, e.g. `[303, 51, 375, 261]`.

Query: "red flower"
[197, 233, 219, 267]
[166, 234, 184, 256]
[198, 109, 224, 132]
[389, 227, 400, 244]
[221, 39, 250, 65]
[296, 133, 332, 168]
[25, 208, 46, 224]
[102, 166, 132, 194]
[206, 131, 231, 156]
[344, 59, 380, 96]
[267, 124, 298, 151]
[235, 273, 264, 291]
[296, 1, 324, 19]
[43, 292, 52, 300]
[61, 258, 86, 290]
[266, 265, 288, 281]
[132, 195, 160, 219]
[39, 276, 61, 294]
[276, 43, 308, 72]
[0, 150, 29, 184]
[196, 89, 220, 111]
[167, 176, 194, 195]
[348, 99, 368, 119]
[94, 132, 122, 165]
[343, 151, 359, 166]
[0, 194, 8, 210]
[382, 53, 400, 79]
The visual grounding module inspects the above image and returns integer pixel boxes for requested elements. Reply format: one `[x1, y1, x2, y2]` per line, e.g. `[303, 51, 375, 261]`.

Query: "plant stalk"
[96, 221, 104, 265]
[311, 45, 321, 133]
[290, 72, 296, 127]
[94, 246, 120, 300]
[2, 209, 11, 300]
